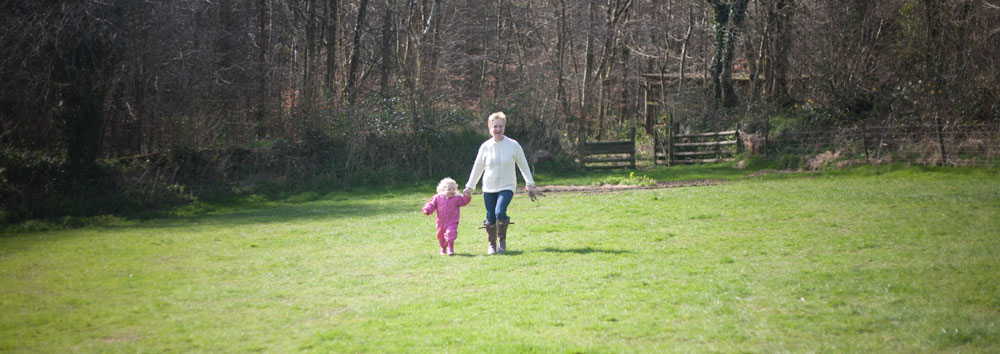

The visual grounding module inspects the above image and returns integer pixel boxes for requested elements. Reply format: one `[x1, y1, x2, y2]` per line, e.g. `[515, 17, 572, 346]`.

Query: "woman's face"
[490, 119, 505, 139]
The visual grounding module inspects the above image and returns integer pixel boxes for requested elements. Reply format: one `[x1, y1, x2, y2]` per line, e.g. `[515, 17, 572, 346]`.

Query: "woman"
[464, 112, 542, 255]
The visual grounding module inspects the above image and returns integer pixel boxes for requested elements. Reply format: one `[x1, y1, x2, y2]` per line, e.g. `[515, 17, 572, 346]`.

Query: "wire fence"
[79, 123, 1000, 203]
[757, 123, 1000, 168]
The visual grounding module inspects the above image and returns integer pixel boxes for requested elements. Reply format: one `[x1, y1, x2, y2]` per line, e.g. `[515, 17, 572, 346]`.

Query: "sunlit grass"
[1, 166, 999, 352]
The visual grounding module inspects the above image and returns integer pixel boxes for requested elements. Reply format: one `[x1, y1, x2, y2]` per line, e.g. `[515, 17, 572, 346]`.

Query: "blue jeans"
[483, 190, 514, 224]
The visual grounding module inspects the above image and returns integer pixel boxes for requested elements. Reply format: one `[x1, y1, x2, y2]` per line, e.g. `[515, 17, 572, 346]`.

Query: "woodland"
[1, 0, 999, 222]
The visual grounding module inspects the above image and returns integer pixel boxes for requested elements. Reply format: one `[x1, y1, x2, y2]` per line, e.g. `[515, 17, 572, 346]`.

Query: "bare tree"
[748, 0, 795, 105]
[378, 0, 394, 96]
[49, 2, 127, 170]
[706, 0, 749, 109]
[346, 0, 370, 105]
[325, 0, 340, 95]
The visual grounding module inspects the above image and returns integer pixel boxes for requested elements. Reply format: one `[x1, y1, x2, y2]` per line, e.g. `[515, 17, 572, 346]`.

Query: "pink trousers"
[436, 223, 458, 249]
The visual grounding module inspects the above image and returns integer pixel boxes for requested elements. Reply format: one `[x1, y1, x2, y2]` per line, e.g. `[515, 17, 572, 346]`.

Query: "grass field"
[2, 165, 999, 352]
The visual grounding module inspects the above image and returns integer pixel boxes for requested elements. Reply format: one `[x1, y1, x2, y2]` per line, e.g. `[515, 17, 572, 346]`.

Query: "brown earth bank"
[513, 179, 728, 195]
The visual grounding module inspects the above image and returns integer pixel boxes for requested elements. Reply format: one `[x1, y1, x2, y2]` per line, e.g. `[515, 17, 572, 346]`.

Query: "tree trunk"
[55, 9, 120, 173]
[922, 0, 942, 82]
[402, 0, 415, 94]
[257, 0, 271, 138]
[325, 0, 339, 96]
[923, 0, 946, 165]
[596, 1, 613, 139]
[581, 0, 597, 140]
[132, 65, 147, 155]
[620, 45, 630, 125]
[477, 7, 489, 102]
[769, 0, 793, 105]
[554, 0, 577, 145]
[678, 5, 694, 95]
[596, 0, 633, 138]
[750, 3, 767, 104]
[708, 1, 729, 107]
[425, 0, 441, 94]
[379, 0, 393, 96]
[60, 72, 105, 173]
[346, 0, 370, 104]
[555, 0, 568, 112]
[303, 0, 317, 111]
[493, 0, 505, 101]
[707, 0, 748, 109]
[725, 0, 748, 108]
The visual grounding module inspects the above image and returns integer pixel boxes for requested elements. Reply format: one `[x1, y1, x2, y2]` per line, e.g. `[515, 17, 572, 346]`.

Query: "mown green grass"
[1, 166, 999, 352]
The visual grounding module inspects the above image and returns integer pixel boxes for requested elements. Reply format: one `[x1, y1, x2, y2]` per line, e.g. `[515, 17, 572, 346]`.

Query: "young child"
[421, 177, 472, 255]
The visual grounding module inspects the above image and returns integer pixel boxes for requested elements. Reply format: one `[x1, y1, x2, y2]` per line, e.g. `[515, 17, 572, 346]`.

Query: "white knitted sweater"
[465, 136, 535, 193]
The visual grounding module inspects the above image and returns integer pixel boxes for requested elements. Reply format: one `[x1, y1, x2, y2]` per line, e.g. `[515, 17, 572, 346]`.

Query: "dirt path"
[520, 179, 728, 195]
[503, 169, 804, 195]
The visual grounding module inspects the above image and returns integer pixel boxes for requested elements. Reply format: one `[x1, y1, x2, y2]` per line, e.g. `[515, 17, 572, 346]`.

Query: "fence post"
[630, 127, 636, 169]
[667, 113, 674, 167]
[715, 128, 721, 160]
[643, 85, 650, 133]
[764, 115, 771, 158]
[653, 128, 660, 165]
[736, 123, 742, 154]
[861, 124, 870, 160]
[935, 115, 947, 166]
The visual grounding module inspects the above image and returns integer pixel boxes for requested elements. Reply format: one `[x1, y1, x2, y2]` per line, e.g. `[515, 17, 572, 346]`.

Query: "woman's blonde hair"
[488, 111, 507, 125]
[436, 177, 458, 195]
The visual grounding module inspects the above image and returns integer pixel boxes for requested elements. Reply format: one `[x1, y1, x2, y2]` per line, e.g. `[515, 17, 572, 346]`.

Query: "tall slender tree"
[346, 0, 370, 104]
[325, 0, 339, 97]
[707, 0, 749, 109]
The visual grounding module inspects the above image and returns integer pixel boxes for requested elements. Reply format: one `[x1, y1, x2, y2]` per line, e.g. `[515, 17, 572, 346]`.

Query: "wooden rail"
[654, 126, 740, 166]
[580, 128, 636, 169]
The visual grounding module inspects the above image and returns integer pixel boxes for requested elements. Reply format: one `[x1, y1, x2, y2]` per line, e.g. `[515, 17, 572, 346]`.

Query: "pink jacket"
[422, 194, 471, 226]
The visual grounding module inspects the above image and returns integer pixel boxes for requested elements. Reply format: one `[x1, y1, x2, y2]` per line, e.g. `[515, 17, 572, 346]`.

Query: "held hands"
[463, 185, 543, 201]
[527, 185, 545, 202]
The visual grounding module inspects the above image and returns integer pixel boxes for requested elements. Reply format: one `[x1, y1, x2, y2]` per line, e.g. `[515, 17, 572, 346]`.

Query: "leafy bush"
[1, 119, 492, 226]
[777, 153, 806, 170]
[600, 172, 658, 186]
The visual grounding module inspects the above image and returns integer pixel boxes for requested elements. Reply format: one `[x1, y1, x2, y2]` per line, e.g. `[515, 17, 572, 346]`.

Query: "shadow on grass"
[445, 251, 524, 257]
[0, 199, 418, 254]
[538, 247, 630, 255]
[496, 250, 523, 256]
[121, 199, 416, 230]
[438, 251, 522, 257]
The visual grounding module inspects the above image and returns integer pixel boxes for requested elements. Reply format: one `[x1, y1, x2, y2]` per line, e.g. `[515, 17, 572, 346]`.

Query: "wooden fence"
[580, 128, 636, 169]
[655, 126, 740, 165]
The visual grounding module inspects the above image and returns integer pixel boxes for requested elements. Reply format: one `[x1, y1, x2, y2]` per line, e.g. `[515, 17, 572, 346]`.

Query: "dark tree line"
[2, 0, 999, 169]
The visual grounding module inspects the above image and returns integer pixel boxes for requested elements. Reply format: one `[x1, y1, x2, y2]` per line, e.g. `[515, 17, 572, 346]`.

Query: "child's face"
[444, 184, 458, 197]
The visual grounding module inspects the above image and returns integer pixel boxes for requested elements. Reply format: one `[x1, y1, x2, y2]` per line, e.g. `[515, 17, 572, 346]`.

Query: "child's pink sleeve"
[457, 195, 471, 207]
[421, 196, 437, 215]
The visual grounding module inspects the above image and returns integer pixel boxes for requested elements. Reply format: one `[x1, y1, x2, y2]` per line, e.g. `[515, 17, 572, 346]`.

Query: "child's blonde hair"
[436, 177, 458, 195]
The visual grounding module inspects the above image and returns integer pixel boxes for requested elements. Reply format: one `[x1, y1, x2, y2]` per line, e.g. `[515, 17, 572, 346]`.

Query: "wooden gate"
[580, 128, 636, 169]
[655, 127, 740, 165]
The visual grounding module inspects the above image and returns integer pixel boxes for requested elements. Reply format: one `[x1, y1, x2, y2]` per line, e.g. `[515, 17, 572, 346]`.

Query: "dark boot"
[484, 221, 498, 255]
[497, 219, 510, 253]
